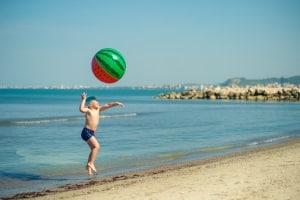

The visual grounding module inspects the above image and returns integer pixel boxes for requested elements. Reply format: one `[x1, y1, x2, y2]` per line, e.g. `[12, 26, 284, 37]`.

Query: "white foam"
[101, 113, 137, 119]
[263, 136, 290, 143]
[10, 113, 137, 126]
[14, 118, 70, 125]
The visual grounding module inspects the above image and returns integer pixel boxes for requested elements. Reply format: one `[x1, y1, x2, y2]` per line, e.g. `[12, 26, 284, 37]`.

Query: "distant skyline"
[1, 0, 299, 87]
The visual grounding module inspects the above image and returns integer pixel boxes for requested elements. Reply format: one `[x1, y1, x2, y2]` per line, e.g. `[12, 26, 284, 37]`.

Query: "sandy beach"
[4, 139, 300, 200]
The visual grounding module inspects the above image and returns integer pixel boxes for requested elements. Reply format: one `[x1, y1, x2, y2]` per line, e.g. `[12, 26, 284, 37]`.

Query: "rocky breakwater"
[156, 87, 300, 101]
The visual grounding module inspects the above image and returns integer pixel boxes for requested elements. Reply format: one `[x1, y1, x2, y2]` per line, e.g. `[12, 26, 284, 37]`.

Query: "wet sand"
[4, 139, 300, 200]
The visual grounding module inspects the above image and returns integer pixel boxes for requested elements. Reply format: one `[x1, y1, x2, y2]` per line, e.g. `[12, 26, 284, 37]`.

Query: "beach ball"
[91, 48, 126, 83]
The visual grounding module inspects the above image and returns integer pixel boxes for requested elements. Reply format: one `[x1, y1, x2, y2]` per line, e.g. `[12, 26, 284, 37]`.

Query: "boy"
[79, 92, 124, 176]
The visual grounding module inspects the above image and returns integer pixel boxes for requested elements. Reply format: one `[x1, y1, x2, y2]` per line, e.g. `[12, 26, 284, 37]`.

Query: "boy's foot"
[87, 163, 98, 175]
[86, 165, 93, 176]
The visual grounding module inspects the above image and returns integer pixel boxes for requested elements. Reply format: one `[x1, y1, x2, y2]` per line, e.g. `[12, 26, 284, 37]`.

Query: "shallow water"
[0, 88, 299, 197]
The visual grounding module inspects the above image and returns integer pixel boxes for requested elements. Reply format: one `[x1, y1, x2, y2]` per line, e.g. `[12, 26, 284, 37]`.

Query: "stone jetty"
[156, 87, 300, 101]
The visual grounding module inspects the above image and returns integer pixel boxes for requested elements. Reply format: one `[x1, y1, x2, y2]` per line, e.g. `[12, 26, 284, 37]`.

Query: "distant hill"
[220, 76, 300, 87]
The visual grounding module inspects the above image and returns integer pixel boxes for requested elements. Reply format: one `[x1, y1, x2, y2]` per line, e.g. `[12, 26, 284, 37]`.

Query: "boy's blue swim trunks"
[81, 127, 95, 141]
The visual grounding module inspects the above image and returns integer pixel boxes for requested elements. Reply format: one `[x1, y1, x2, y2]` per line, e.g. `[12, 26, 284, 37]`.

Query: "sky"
[0, 0, 299, 87]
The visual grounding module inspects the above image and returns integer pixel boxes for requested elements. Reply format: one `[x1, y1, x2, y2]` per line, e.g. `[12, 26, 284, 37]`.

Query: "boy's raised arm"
[79, 92, 89, 113]
[100, 102, 124, 112]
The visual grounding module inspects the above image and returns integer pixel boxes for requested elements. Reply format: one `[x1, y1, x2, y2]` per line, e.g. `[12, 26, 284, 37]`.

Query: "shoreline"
[3, 138, 300, 200]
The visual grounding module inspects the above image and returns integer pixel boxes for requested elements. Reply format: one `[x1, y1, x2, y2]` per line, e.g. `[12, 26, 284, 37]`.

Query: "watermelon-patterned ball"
[91, 48, 126, 84]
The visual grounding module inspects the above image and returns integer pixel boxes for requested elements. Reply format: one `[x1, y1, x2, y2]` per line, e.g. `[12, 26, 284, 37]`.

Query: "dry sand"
[4, 139, 300, 200]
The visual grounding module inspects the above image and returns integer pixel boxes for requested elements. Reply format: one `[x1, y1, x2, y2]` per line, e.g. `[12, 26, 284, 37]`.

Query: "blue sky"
[0, 0, 299, 87]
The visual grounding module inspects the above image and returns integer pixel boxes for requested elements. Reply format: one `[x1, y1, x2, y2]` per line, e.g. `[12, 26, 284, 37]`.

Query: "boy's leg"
[86, 136, 100, 173]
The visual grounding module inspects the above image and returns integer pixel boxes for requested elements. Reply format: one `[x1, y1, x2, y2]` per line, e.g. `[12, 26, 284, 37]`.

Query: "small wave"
[263, 136, 291, 143]
[0, 113, 137, 126]
[101, 113, 137, 119]
[247, 142, 260, 146]
[11, 117, 83, 125]
[13, 117, 82, 125]
[245, 135, 292, 147]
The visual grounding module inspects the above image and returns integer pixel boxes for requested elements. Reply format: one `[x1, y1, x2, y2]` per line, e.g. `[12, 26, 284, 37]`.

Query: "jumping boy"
[79, 92, 124, 176]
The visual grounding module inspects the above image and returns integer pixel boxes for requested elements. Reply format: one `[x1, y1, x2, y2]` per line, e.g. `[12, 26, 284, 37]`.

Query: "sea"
[0, 88, 299, 197]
